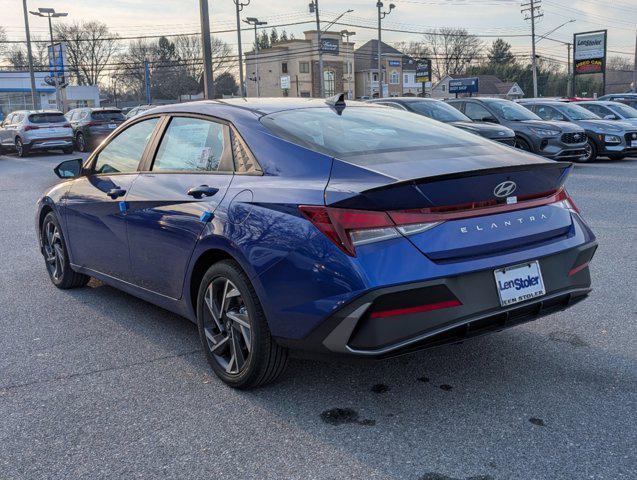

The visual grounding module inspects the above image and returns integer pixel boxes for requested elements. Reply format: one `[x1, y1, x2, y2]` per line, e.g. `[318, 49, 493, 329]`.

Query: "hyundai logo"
[574, 134, 581, 140]
[494, 181, 517, 198]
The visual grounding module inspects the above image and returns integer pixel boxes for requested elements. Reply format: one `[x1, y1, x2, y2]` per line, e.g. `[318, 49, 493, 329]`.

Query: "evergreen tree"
[488, 39, 516, 66]
[269, 28, 279, 46]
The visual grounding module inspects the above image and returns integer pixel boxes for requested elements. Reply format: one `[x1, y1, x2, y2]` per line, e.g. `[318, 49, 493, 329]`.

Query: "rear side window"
[152, 117, 233, 172]
[260, 106, 480, 159]
[93, 117, 159, 174]
[91, 110, 125, 121]
[29, 113, 67, 124]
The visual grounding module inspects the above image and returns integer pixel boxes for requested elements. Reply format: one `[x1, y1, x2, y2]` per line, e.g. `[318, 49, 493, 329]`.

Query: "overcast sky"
[2, 0, 635, 64]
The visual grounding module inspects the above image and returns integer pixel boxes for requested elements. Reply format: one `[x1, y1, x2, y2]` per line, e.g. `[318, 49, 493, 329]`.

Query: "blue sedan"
[36, 97, 597, 388]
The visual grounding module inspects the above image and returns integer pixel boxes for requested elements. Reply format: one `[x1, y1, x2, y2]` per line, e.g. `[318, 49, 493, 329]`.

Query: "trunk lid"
[325, 144, 574, 260]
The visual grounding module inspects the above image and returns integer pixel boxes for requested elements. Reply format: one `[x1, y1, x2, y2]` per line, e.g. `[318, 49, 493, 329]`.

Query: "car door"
[64, 116, 161, 280]
[125, 115, 234, 298]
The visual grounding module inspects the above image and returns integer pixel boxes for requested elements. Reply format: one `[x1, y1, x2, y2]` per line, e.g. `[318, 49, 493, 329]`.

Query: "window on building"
[390, 70, 400, 85]
[404, 74, 409, 84]
[282, 62, 288, 74]
[372, 73, 379, 82]
[442, 85, 446, 92]
[299, 61, 310, 73]
[300, 91, 311, 98]
[324, 71, 336, 96]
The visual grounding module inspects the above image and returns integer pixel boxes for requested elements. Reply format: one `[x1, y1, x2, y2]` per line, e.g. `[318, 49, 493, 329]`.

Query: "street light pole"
[199, 0, 214, 99]
[30, 8, 68, 112]
[233, 0, 250, 97]
[245, 18, 267, 97]
[341, 30, 355, 99]
[376, 2, 395, 99]
[22, 0, 37, 109]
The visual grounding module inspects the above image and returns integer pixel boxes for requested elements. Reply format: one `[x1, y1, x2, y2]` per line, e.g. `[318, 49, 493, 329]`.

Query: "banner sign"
[449, 77, 479, 94]
[280, 75, 290, 90]
[46, 43, 66, 85]
[320, 38, 339, 55]
[573, 30, 607, 75]
[415, 59, 432, 83]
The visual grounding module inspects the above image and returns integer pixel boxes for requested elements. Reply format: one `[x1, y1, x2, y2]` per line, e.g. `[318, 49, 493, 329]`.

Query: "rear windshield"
[29, 113, 67, 124]
[91, 110, 125, 121]
[260, 106, 481, 158]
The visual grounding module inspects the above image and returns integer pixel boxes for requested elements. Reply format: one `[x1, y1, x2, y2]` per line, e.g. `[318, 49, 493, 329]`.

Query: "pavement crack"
[0, 349, 202, 393]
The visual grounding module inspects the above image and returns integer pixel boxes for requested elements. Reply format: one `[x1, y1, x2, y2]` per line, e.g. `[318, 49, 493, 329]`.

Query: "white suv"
[0, 110, 74, 157]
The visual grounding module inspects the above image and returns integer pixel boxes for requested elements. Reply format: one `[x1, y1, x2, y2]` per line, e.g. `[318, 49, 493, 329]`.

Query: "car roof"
[368, 97, 439, 103]
[146, 98, 378, 118]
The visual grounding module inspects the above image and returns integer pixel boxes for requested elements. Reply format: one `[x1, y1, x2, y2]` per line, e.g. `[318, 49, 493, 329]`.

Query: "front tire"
[515, 137, 532, 152]
[197, 260, 288, 389]
[41, 212, 90, 289]
[580, 138, 597, 162]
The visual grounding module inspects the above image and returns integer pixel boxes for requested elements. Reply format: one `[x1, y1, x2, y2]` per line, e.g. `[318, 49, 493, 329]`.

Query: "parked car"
[519, 99, 637, 161]
[446, 97, 587, 161]
[126, 105, 157, 119]
[0, 110, 74, 157]
[37, 98, 597, 389]
[65, 107, 126, 152]
[597, 93, 637, 109]
[577, 101, 637, 130]
[367, 97, 516, 146]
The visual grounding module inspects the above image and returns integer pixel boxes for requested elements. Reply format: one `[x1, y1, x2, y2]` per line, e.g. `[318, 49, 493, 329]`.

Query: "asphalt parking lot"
[0, 150, 635, 480]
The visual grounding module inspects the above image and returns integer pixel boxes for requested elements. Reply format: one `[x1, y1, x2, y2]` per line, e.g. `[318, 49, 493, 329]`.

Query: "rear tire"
[76, 132, 88, 152]
[41, 212, 90, 289]
[197, 260, 288, 389]
[580, 138, 597, 162]
[15, 138, 29, 157]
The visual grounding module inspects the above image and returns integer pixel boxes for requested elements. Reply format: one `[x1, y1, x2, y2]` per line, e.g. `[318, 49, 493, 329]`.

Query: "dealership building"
[0, 70, 100, 117]
[244, 30, 355, 98]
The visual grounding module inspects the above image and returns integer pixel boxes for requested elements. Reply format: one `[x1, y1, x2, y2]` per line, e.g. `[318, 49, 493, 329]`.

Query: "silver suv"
[0, 110, 74, 157]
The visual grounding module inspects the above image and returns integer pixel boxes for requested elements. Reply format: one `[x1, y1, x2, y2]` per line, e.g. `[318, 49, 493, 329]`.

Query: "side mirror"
[54, 158, 84, 179]
[603, 114, 616, 120]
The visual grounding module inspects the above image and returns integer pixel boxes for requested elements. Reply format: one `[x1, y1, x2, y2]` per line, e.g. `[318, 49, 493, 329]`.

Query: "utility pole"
[633, 25, 637, 93]
[309, 1, 324, 97]
[245, 17, 267, 97]
[522, 0, 543, 98]
[376, 2, 395, 99]
[233, 0, 250, 97]
[30, 8, 68, 112]
[199, 0, 214, 99]
[22, 1, 37, 109]
[567, 42, 572, 97]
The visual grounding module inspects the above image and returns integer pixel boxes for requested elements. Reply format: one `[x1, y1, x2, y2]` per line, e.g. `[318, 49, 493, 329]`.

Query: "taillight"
[87, 121, 103, 127]
[553, 189, 580, 214]
[24, 125, 40, 131]
[299, 206, 439, 256]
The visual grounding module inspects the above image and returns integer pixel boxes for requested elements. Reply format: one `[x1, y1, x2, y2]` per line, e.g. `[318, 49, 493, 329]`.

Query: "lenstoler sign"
[573, 30, 607, 75]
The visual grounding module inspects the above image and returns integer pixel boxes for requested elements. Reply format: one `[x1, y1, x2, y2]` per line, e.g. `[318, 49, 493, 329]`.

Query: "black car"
[65, 107, 126, 152]
[519, 99, 637, 161]
[447, 98, 587, 161]
[368, 97, 516, 146]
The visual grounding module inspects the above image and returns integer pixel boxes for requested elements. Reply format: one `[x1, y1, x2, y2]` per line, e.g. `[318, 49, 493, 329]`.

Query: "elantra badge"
[494, 181, 517, 198]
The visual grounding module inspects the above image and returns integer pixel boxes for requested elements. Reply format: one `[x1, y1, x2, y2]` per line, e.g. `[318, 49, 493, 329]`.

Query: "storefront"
[0, 71, 54, 116]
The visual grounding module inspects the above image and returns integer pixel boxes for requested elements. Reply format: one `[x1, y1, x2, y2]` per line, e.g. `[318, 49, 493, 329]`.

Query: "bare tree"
[393, 41, 431, 60]
[424, 28, 482, 80]
[0, 26, 6, 58]
[606, 55, 633, 72]
[5, 36, 49, 71]
[54, 21, 119, 85]
[174, 35, 237, 79]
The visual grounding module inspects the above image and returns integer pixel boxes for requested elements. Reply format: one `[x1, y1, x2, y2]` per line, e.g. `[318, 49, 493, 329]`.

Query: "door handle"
[107, 188, 126, 199]
[187, 185, 219, 199]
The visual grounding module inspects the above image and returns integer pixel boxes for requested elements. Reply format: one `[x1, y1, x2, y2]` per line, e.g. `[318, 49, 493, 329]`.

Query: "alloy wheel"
[43, 220, 65, 281]
[583, 141, 593, 162]
[15, 139, 23, 156]
[202, 277, 252, 375]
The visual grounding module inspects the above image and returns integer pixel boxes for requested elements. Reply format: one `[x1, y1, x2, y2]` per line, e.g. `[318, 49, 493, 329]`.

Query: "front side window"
[534, 106, 563, 121]
[152, 117, 232, 172]
[409, 100, 472, 122]
[464, 102, 494, 121]
[93, 117, 159, 174]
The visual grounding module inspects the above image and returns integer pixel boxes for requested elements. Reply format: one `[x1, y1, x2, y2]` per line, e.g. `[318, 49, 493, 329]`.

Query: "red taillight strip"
[370, 299, 462, 319]
[568, 262, 589, 277]
[389, 189, 570, 224]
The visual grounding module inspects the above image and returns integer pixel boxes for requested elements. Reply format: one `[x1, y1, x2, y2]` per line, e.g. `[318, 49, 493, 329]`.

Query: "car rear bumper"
[27, 137, 74, 149]
[278, 241, 597, 358]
